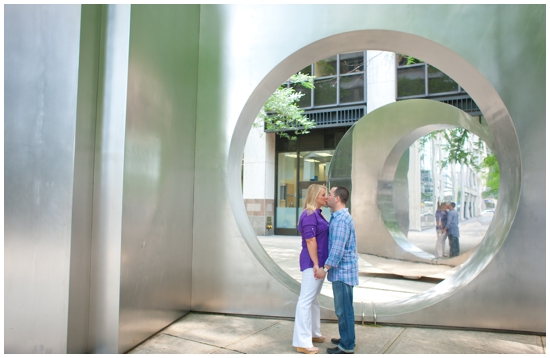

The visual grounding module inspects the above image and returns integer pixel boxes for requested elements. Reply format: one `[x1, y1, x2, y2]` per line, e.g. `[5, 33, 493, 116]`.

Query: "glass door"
[275, 150, 335, 234]
[299, 150, 334, 221]
[275, 153, 298, 233]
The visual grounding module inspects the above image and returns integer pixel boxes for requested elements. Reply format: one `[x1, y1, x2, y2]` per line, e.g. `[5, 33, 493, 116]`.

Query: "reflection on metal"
[231, 23, 536, 332]
[4, 5, 83, 353]
[5, 4, 545, 353]
[328, 99, 494, 276]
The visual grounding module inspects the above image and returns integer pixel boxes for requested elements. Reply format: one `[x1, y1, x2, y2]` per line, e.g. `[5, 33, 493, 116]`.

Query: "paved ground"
[129, 212, 545, 354]
[259, 212, 493, 303]
[128, 312, 546, 354]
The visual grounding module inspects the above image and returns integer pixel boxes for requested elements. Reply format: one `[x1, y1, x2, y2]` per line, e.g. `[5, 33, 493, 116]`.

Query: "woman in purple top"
[292, 184, 329, 354]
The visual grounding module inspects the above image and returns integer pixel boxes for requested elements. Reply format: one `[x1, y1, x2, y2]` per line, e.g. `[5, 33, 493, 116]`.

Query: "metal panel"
[67, 5, 102, 354]
[224, 4, 544, 333]
[118, 5, 200, 353]
[87, 4, 131, 353]
[4, 5, 545, 353]
[347, 100, 494, 274]
[4, 5, 82, 353]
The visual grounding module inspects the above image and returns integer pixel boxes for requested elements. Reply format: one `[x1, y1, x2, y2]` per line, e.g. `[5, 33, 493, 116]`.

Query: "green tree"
[481, 153, 500, 198]
[255, 73, 316, 140]
[438, 128, 483, 171]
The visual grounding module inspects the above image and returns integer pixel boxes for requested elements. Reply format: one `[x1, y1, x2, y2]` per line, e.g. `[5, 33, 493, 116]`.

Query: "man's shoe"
[327, 346, 353, 354]
[331, 338, 340, 344]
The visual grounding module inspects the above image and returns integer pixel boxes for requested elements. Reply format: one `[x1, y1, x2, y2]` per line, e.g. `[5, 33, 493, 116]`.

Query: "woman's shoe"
[312, 335, 326, 343]
[297, 346, 319, 354]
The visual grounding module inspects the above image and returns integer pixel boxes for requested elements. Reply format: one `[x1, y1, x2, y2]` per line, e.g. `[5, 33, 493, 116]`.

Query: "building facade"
[243, 51, 485, 236]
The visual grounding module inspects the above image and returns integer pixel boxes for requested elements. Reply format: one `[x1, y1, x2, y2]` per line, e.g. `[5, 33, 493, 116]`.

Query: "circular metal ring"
[228, 30, 520, 317]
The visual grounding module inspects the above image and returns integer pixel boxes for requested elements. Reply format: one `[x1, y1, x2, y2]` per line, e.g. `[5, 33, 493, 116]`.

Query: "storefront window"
[298, 150, 334, 220]
[276, 153, 298, 229]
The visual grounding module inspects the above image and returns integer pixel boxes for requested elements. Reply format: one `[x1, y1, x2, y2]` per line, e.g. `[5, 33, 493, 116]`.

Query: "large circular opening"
[328, 100, 495, 288]
[228, 30, 520, 317]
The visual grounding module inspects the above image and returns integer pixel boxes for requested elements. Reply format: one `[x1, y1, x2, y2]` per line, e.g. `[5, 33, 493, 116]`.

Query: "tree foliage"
[481, 153, 500, 198]
[255, 72, 316, 140]
[439, 128, 484, 171]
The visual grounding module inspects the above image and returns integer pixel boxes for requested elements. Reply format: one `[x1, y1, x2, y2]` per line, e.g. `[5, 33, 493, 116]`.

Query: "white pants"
[292, 268, 325, 348]
[436, 229, 448, 258]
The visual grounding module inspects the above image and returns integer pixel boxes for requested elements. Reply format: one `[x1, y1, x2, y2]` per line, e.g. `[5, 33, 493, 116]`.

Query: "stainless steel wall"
[4, 4, 545, 354]
[4, 5, 82, 353]
[222, 4, 545, 333]
[118, 5, 199, 353]
[67, 4, 102, 354]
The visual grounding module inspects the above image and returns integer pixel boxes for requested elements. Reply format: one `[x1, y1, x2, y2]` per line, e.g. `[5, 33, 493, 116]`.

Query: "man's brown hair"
[333, 186, 350, 205]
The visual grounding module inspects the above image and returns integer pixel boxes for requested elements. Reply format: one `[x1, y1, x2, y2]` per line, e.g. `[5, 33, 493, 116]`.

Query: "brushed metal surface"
[4, 5, 545, 354]
[87, 4, 131, 353]
[227, 5, 544, 333]
[67, 4, 102, 353]
[118, 5, 199, 353]
[344, 100, 494, 275]
[4, 4, 82, 354]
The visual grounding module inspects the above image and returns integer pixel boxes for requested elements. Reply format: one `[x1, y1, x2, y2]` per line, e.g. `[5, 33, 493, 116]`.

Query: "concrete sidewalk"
[128, 312, 545, 354]
[129, 213, 546, 354]
[260, 212, 493, 304]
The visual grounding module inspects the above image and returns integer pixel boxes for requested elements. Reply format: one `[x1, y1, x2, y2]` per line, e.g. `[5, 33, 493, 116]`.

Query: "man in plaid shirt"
[315, 186, 358, 354]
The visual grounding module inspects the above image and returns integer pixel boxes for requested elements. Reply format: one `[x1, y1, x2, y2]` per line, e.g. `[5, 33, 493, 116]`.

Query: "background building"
[243, 51, 486, 235]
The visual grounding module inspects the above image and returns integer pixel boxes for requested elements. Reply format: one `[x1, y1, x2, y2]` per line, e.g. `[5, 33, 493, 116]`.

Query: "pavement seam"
[378, 327, 407, 354]
[219, 320, 285, 350]
[162, 332, 239, 353]
[541, 336, 546, 354]
[160, 332, 246, 354]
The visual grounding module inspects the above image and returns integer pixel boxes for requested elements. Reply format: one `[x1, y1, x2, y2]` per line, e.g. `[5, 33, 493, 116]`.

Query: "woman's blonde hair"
[302, 184, 327, 215]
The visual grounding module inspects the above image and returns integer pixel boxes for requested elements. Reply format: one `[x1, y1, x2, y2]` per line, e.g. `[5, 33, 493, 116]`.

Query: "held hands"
[314, 264, 326, 280]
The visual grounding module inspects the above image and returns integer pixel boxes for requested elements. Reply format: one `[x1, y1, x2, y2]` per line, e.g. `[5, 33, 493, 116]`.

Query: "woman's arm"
[305, 237, 319, 270]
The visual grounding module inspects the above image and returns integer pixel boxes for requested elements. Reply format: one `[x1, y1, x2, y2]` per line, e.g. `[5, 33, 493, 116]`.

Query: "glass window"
[428, 65, 459, 94]
[340, 74, 364, 103]
[299, 151, 333, 182]
[298, 64, 312, 76]
[397, 65, 426, 97]
[340, 52, 364, 74]
[314, 77, 337, 106]
[298, 150, 334, 221]
[276, 153, 297, 229]
[314, 56, 337, 77]
[293, 82, 312, 108]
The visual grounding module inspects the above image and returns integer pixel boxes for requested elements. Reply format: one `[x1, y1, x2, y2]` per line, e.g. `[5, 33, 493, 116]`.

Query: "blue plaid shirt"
[325, 208, 359, 286]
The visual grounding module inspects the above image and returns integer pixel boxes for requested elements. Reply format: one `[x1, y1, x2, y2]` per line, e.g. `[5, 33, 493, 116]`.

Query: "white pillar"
[243, 126, 275, 236]
[408, 142, 422, 231]
[366, 51, 396, 113]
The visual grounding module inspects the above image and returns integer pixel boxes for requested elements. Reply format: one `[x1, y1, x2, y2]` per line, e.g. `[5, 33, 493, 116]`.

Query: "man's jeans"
[332, 281, 355, 352]
[448, 234, 460, 257]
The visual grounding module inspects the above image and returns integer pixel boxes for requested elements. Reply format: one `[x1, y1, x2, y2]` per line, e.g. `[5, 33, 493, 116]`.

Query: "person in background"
[435, 201, 449, 258]
[316, 186, 358, 354]
[292, 184, 329, 354]
[444, 202, 460, 258]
